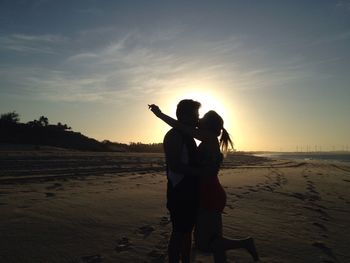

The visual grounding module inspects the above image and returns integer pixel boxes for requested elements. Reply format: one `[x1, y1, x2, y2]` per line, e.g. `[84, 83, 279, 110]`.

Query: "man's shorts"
[168, 201, 197, 233]
[167, 178, 199, 233]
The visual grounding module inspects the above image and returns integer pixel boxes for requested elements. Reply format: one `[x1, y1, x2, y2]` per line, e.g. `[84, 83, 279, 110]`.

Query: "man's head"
[176, 99, 201, 127]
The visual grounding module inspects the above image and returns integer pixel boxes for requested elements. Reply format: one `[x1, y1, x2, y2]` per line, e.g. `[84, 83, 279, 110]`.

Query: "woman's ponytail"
[220, 128, 234, 155]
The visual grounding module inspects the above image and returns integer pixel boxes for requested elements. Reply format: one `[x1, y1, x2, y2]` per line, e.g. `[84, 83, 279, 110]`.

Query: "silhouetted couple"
[149, 99, 259, 263]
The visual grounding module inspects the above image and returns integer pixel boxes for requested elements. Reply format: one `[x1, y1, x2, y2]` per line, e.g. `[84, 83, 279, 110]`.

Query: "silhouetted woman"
[149, 104, 259, 262]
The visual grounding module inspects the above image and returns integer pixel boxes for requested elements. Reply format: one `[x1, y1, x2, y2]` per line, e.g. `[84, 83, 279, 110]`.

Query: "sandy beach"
[0, 150, 349, 263]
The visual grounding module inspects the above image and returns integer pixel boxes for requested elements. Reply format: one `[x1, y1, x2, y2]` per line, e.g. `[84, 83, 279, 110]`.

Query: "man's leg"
[168, 231, 184, 263]
[180, 231, 192, 263]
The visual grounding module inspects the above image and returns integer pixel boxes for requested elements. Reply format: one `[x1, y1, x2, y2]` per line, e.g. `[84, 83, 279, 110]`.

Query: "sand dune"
[0, 151, 349, 262]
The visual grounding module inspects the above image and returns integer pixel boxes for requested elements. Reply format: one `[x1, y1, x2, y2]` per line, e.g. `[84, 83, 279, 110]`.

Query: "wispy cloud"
[66, 52, 98, 62]
[0, 33, 68, 54]
[11, 34, 66, 43]
[0, 28, 333, 103]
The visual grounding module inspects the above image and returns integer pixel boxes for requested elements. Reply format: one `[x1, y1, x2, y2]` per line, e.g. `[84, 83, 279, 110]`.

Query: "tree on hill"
[57, 122, 71, 131]
[38, 116, 49, 126]
[0, 111, 104, 151]
[0, 111, 20, 124]
[0, 111, 163, 152]
[27, 115, 50, 127]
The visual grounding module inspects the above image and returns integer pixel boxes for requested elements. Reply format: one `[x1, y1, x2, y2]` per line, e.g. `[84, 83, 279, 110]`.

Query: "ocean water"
[255, 153, 350, 163]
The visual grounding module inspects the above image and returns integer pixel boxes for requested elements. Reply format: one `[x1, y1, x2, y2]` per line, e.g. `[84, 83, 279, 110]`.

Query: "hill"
[0, 111, 163, 152]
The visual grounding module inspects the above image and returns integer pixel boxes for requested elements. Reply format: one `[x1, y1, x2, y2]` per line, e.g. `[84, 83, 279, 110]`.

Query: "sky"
[0, 0, 349, 151]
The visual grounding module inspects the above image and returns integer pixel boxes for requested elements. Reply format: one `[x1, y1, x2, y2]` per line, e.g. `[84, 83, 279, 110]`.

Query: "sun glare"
[165, 89, 232, 130]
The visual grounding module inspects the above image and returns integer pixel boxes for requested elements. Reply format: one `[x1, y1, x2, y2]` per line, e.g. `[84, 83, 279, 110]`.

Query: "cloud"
[11, 34, 66, 43]
[66, 52, 98, 61]
[0, 33, 68, 54]
[0, 28, 331, 104]
[1, 30, 226, 102]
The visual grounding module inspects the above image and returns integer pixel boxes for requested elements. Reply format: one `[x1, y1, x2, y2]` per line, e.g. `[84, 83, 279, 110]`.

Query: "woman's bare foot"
[245, 237, 259, 261]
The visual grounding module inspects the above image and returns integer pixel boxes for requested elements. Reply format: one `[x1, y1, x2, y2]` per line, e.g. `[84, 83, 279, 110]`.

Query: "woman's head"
[200, 111, 223, 136]
[200, 110, 233, 154]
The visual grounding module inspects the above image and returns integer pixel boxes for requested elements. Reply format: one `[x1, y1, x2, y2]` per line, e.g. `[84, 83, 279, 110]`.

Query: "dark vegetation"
[0, 111, 163, 152]
[102, 140, 163, 153]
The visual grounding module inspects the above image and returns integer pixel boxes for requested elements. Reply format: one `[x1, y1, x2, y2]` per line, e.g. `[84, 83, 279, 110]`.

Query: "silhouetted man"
[163, 99, 201, 263]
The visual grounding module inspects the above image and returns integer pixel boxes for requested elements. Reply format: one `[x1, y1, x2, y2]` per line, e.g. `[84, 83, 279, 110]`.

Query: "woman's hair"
[202, 110, 234, 154]
[220, 127, 233, 154]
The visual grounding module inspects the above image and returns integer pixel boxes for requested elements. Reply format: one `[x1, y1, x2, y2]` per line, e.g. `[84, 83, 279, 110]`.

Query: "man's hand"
[148, 104, 162, 117]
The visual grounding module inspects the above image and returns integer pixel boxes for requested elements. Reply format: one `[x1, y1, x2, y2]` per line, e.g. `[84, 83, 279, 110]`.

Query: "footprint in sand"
[159, 230, 169, 238]
[45, 192, 55, 197]
[115, 237, 132, 252]
[80, 254, 103, 263]
[272, 182, 281, 187]
[289, 192, 307, 201]
[159, 216, 171, 226]
[304, 206, 329, 218]
[306, 181, 319, 195]
[308, 195, 321, 202]
[148, 249, 166, 262]
[230, 193, 243, 198]
[263, 185, 274, 192]
[313, 222, 328, 232]
[306, 186, 319, 195]
[312, 241, 337, 261]
[320, 216, 330, 222]
[46, 183, 63, 190]
[226, 204, 234, 210]
[155, 241, 168, 250]
[136, 225, 155, 238]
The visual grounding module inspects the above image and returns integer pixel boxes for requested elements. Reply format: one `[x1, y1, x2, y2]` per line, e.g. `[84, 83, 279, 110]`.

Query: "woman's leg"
[195, 210, 259, 262]
[209, 213, 259, 262]
[211, 240, 227, 263]
[195, 210, 227, 263]
[194, 209, 216, 252]
[211, 236, 259, 261]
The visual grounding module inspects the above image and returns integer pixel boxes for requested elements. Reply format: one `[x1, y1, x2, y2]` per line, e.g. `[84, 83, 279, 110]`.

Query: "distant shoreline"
[254, 152, 350, 163]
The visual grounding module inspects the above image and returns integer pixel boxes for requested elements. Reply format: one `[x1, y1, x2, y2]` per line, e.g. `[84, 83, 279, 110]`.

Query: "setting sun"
[165, 89, 233, 129]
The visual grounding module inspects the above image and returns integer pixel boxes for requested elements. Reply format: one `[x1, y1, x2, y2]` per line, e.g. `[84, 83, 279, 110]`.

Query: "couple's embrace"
[149, 99, 259, 263]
